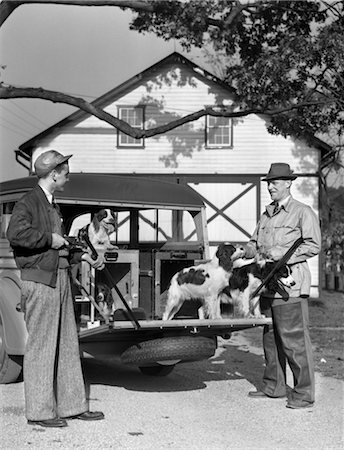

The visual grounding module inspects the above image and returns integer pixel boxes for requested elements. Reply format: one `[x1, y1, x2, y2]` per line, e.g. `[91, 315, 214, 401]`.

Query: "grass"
[309, 290, 344, 379]
[242, 290, 344, 380]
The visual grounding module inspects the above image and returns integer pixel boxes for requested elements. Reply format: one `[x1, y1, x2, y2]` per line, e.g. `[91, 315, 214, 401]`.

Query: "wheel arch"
[0, 271, 27, 355]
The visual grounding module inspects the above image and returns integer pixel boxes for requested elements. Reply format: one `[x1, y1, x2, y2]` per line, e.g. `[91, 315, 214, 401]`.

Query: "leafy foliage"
[129, 0, 344, 272]
[322, 186, 344, 274]
[130, 0, 344, 157]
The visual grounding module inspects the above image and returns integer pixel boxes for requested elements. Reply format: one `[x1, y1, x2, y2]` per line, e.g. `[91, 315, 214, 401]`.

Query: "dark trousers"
[260, 297, 315, 404]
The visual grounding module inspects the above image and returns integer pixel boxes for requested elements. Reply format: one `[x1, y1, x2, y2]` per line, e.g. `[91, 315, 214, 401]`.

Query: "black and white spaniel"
[162, 243, 245, 320]
[78, 209, 117, 250]
[221, 257, 296, 318]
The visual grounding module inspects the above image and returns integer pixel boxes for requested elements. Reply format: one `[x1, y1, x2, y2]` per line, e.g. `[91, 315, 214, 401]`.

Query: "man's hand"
[267, 246, 285, 261]
[51, 233, 69, 249]
[81, 253, 105, 270]
[243, 243, 257, 259]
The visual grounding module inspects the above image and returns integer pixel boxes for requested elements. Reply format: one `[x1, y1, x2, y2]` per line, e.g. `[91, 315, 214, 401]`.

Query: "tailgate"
[79, 317, 272, 342]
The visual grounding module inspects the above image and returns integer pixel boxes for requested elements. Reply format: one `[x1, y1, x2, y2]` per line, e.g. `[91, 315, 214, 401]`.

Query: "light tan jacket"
[249, 196, 321, 301]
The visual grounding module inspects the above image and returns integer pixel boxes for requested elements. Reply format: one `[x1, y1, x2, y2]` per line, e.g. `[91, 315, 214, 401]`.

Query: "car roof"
[0, 173, 204, 210]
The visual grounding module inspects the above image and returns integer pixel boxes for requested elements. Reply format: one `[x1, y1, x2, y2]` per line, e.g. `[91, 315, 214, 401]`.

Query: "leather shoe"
[248, 390, 286, 398]
[68, 411, 104, 421]
[248, 390, 269, 398]
[28, 418, 68, 428]
[286, 401, 314, 409]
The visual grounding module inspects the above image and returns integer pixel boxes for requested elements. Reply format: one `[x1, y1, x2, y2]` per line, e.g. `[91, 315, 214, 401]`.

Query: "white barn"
[16, 53, 328, 296]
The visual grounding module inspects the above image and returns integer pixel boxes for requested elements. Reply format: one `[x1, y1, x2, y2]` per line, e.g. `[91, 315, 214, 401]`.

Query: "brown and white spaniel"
[221, 257, 296, 318]
[162, 243, 245, 320]
[78, 209, 117, 251]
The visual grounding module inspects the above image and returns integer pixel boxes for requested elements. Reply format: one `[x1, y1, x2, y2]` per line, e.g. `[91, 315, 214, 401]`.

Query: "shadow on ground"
[82, 334, 265, 397]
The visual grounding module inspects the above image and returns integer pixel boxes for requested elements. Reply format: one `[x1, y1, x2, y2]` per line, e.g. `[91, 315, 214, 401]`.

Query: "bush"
[322, 222, 344, 274]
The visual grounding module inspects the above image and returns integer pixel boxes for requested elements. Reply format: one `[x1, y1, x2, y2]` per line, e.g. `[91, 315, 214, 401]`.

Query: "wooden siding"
[32, 65, 319, 177]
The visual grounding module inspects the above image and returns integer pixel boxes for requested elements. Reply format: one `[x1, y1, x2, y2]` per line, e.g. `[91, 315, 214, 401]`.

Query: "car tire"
[121, 336, 216, 366]
[0, 317, 23, 384]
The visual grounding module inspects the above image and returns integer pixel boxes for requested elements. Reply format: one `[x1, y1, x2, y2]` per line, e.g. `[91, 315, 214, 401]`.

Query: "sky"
[0, 2, 203, 182]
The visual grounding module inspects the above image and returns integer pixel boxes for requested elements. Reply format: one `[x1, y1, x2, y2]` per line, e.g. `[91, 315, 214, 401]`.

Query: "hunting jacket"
[249, 196, 321, 302]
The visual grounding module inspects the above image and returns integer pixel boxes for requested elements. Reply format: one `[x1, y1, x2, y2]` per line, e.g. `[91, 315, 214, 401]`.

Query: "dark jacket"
[7, 185, 65, 287]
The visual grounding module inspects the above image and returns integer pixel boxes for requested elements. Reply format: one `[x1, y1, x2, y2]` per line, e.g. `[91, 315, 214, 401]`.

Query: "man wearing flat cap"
[244, 162, 321, 409]
[7, 150, 105, 428]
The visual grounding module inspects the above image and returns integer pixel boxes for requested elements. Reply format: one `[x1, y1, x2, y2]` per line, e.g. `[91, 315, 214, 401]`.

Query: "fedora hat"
[34, 150, 72, 178]
[262, 163, 297, 181]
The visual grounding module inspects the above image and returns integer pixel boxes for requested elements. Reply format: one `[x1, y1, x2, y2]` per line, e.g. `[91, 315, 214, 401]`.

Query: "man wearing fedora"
[7, 150, 106, 427]
[244, 162, 321, 409]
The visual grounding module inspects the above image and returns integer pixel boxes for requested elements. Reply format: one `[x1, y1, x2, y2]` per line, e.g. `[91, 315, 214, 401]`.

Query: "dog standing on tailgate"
[78, 209, 118, 251]
[162, 243, 245, 320]
[221, 256, 296, 318]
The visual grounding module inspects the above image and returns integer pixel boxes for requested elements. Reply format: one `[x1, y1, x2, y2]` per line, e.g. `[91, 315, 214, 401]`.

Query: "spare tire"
[121, 336, 216, 366]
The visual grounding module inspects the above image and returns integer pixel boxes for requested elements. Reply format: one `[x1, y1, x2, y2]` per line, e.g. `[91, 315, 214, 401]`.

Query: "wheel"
[139, 364, 175, 376]
[121, 336, 216, 366]
[0, 316, 23, 384]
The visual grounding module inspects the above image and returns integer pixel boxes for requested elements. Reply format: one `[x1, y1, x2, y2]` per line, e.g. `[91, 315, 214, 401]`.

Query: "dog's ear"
[77, 225, 87, 242]
[216, 244, 235, 272]
[110, 210, 118, 229]
[96, 209, 108, 221]
[92, 214, 100, 233]
[216, 243, 232, 262]
[92, 209, 107, 233]
[216, 243, 236, 259]
[216, 243, 225, 259]
[277, 264, 289, 278]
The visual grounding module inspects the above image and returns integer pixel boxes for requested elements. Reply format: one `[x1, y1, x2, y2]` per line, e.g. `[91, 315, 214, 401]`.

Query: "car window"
[68, 213, 91, 237]
[67, 208, 197, 245]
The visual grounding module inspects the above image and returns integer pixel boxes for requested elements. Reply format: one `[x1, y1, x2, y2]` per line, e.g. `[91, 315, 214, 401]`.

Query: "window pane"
[139, 210, 157, 242]
[68, 213, 91, 237]
[118, 106, 143, 147]
[158, 210, 172, 241]
[114, 212, 130, 242]
[207, 115, 232, 147]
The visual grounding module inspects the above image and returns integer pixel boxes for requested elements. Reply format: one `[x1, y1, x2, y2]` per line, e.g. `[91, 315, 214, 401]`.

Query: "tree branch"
[0, 0, 154, 27]
[0, 83, 330, 139]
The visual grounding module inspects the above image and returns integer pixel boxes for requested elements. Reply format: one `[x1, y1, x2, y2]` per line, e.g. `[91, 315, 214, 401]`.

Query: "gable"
[18, 53, 235, 156]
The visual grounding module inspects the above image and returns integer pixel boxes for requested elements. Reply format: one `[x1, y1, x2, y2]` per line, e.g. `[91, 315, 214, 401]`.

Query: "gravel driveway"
[1, 331, 343, 449]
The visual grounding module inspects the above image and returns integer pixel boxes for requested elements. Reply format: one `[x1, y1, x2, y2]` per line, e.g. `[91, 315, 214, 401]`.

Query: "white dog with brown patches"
[162, 243, 245, 320]
[78, 209, 118, 250]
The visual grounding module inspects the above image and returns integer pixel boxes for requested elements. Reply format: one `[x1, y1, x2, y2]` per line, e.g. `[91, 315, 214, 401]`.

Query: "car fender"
[0, 271, 27, 355]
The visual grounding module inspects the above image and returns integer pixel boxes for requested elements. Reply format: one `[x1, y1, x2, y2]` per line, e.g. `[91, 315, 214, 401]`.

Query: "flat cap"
[34, 150, 72, 178]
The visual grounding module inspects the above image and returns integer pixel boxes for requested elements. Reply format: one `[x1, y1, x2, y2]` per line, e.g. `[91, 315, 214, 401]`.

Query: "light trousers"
[21, 269, 87, 421]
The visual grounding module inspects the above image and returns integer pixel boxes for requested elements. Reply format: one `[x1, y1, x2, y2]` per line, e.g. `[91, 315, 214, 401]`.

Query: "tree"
[0, 0, 343, 166]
